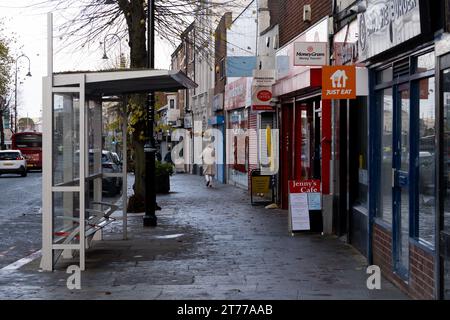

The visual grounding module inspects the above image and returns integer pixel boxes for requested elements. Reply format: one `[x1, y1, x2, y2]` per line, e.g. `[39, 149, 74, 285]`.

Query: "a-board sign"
[288, 180, 322, 232]
[252, 175, 271, 194]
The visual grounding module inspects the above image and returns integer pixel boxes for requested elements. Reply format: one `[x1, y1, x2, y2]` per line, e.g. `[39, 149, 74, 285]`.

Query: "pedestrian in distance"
[164, 146, 173, 165]
[202, 136, 216, 188]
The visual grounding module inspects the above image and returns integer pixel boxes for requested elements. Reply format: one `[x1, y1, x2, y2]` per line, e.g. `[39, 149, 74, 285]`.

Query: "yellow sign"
[252, 176, 271, 194]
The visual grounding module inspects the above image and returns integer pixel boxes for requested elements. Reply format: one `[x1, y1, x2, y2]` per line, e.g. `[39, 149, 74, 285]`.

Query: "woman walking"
[203, 136, 216, 188]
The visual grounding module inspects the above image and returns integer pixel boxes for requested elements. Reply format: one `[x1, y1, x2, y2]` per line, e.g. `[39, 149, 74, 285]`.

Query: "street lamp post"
[102, 33, 124, 68]
[143, 0, 157, 227]
[14, 54, 32, 133]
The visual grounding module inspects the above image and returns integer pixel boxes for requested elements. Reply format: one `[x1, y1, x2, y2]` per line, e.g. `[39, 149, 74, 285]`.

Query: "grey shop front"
[356, 0, 450, 299]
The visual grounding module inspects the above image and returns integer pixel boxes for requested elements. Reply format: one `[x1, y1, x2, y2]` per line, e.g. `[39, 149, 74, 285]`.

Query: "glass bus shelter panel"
[52, 191, 80, 245]
[88, 99, 103, 177]
[52, 93, 80, 186]
[102, 102, 125, 202]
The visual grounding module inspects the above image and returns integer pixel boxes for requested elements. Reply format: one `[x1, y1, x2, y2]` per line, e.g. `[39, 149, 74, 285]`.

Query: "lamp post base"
[143, 214, 157, 227]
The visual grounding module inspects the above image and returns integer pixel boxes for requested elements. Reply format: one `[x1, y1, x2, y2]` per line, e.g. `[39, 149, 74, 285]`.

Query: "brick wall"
[372, 223, 435, 299]
[267, 0, 280, 29]
[214, 12, 232, 96]
[277, 0, 332, 47]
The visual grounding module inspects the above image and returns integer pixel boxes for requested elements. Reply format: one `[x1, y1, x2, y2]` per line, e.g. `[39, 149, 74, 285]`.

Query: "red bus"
[11, 132, 42, 170]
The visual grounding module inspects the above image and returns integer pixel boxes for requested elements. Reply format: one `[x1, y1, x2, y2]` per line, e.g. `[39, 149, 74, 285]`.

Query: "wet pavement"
[0, 173, 408, 299]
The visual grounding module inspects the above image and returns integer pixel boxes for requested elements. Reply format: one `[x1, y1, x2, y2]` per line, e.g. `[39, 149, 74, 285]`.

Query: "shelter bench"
[53, 201, 118, 263]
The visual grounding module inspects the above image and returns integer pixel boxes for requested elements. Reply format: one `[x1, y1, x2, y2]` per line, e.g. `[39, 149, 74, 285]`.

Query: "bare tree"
[36, 0, 247, 210]
[0, 20, 14, 150]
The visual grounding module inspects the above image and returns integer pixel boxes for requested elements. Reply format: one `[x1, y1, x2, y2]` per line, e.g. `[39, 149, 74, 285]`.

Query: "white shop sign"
[294, 42, 328, 66]
[358, 0, 422, 61]
[289, 193, 310, 231]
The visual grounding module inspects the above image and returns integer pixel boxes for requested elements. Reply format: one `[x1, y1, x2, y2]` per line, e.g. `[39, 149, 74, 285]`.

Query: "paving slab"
[0, 173, 408, 300]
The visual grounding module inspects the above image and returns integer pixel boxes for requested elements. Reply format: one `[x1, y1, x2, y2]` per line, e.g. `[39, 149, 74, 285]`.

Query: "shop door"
[393, 84, 411, 278]
[280, 104, 294, 209]
[441, 66, 450, 299]
[294, 103, 313, 180]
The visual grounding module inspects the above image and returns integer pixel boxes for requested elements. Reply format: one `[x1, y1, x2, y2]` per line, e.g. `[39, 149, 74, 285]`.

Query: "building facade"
[167, 0, 450, 299]
[332, 0, 450, 300]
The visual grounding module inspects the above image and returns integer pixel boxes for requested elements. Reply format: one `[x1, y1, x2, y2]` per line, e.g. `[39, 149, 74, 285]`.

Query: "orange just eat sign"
[322, 65, 356, 99]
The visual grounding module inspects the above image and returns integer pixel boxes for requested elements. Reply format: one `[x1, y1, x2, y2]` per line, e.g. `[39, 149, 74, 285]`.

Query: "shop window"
[443, 69, 450, 235]
[355, 99, 369, 209]
[378, 88, 393, 224]
[301, 109, 311, 179]
[376, 67, 393, 84]
[220, 58, 226, 80]
[415, 52, 435, 73]
[417, 77, 436, 247]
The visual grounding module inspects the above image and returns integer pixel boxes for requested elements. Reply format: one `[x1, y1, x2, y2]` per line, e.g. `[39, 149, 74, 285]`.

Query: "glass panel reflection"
[379, 88, 393, 224]
[418, 77, 436, 247]
[52, 93, 80, 186]
[443, 70, 450, 235]
[399, 88, 410, 273]
[52, 191, 80, 245]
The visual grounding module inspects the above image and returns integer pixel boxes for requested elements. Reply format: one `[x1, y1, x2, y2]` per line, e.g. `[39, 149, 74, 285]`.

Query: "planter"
[156, 173, 170, 194]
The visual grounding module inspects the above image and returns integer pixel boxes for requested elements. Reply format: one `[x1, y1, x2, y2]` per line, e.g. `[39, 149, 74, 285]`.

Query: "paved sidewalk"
[0, 173, 407, 299]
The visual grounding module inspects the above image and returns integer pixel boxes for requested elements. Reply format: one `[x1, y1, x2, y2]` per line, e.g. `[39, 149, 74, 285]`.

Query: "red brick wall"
[372, 223, 435, 299]
[214, 12, 232, 96]
[278, 0, 332, 47]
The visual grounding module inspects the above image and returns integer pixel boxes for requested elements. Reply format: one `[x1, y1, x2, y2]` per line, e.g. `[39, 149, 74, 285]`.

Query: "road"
[0, 172, 42, 269]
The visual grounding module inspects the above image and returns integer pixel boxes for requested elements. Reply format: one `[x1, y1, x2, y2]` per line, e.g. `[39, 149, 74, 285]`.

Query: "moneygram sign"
[294, 42, 328, 66]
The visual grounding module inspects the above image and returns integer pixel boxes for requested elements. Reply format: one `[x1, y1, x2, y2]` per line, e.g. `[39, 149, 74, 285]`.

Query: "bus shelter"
[40, 69, 196, 271]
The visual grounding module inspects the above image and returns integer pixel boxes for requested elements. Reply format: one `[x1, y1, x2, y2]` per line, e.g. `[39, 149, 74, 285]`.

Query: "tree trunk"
[0, 108, 4, 150]
[120, 0, 149, 212]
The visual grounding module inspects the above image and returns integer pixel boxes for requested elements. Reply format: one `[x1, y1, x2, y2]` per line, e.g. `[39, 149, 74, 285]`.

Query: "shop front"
[224, 77, 253, 189]
[273, 17, 333, 234]
[437, 35, 450, 300]
[208, 113, 226, 184]
[332, 18, 370, 255]
[358, 0, 444, 299]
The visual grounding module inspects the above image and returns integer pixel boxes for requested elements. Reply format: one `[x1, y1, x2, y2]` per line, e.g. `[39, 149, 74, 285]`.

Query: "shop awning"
[53, 69, 197, 95]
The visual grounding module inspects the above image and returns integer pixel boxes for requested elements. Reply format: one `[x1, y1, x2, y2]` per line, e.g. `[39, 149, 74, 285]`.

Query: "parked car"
[0, 150, 27, 177]
[87, 150, 123, 197]
[100, 150, 123, 196]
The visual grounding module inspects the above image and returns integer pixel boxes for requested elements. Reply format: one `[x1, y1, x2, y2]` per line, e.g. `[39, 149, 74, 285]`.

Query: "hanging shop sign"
[288, 180, 322, 232]
[294, 42, 328, 66]
[322, 65, 356, 100]
[251, 69, 276, 111]
[358, 0, 422, 61]
[251, 86, 273, 111]
[225, 77, 252, 111]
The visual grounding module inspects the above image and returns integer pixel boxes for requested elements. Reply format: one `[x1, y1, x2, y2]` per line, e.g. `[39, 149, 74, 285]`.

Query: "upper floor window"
[220, 58, 226, 79]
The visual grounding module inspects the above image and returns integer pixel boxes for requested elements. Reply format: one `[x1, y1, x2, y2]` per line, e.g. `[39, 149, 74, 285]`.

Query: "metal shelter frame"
[40, 13, 196, 271]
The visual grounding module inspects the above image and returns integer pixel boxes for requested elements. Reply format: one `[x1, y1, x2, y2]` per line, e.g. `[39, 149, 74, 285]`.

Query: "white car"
[0, 150, 28, 177]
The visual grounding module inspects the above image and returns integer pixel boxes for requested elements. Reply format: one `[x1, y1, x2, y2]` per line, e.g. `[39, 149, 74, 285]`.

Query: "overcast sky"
[0, 0, 174, 119]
